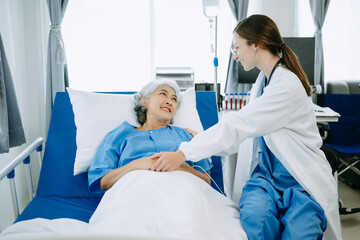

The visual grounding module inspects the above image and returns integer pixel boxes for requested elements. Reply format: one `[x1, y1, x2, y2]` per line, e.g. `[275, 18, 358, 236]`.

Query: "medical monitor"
[237, 37, 315, 85]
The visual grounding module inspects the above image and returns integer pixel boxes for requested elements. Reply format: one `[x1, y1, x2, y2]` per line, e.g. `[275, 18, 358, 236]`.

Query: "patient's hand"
[151, 153, 210, 184]
[176, 162, 189, 171]
[151, 150, 186, 172]
[135, 156, 159, 170]
[101, 156, 159, 191]
[184, 128, 198, 137]
[176, 163, 211, 185]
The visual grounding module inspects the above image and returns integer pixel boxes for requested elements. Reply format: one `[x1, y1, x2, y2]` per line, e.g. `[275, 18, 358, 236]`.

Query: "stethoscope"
[264, 58, 282, 87]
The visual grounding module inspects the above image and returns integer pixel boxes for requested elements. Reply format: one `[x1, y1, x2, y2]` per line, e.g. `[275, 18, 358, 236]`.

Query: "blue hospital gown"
[238, 77, 327, 240]
[88, 121, 213, 193]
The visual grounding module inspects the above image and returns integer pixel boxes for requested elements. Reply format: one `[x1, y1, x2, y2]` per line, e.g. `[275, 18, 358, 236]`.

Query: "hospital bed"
[0, 91, 247, 239]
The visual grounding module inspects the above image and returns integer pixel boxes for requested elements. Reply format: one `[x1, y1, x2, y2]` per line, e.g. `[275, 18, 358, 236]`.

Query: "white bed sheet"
[0, 170, 247, 240]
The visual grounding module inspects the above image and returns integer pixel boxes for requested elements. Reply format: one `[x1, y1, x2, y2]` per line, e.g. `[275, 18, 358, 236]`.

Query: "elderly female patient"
[88, 80, 212, 192]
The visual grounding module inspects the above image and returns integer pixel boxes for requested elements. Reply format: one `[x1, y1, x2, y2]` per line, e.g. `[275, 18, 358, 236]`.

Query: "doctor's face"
[232, 33, 257, 71]
[143, 85, 178, 124]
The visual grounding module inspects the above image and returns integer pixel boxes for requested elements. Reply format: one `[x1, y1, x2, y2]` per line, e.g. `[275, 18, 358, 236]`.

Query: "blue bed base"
[16, 91, 224, 223]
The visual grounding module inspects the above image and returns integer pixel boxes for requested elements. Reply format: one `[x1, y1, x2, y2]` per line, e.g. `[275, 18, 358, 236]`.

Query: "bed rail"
[0, 137, 44, 218]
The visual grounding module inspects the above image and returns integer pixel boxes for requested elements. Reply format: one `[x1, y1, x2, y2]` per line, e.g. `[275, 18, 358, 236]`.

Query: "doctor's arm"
[152, 82, 293, 171]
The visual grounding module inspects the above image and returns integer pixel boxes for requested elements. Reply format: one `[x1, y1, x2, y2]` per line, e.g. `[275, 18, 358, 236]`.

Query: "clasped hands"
[151, 150, 187, 172]
[135, 150, 186, 172]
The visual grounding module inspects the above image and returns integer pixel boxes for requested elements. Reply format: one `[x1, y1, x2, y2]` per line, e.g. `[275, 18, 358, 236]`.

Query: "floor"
[338, 180, 360, 239]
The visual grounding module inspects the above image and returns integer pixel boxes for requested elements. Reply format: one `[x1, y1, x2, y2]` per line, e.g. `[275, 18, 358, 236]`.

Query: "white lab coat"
[179, 66, 341, 240]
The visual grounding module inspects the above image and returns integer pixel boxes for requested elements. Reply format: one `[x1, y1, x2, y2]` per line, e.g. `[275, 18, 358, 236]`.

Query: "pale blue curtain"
[0, 32, 26, 153]
[309, 0, 330, 88]
[225, 0, 249, 94]
[45, 0, 69, 135]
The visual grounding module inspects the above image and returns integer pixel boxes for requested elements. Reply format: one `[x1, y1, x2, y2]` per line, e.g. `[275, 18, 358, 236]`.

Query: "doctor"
[151, 14, 341, 240]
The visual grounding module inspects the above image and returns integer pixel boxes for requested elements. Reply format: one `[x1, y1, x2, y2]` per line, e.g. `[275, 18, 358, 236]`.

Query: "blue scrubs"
[238, 77, 327, 240]
[88, 121, 213, 193]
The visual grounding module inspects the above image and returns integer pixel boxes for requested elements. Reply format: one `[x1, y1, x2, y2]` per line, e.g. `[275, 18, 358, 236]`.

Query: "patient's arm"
[177, 163, 211, 185]
[184, 128, 198, 137]
[100, 157, 157, 191]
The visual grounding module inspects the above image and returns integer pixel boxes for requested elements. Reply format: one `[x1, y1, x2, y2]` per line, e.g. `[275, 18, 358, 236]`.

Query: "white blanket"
[0, 170, 247, 240]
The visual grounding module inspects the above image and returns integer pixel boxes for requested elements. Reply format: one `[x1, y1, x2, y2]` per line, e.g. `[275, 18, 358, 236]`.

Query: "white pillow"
[172, 88, 204, 133]
[67, 87, 203, 175]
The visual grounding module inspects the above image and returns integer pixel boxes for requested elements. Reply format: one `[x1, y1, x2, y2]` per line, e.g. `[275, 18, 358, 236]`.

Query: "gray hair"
[133, 79, 182, 125]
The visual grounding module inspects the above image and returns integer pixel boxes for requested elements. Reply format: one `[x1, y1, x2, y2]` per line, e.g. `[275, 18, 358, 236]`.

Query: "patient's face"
[145, 85, 178, 124]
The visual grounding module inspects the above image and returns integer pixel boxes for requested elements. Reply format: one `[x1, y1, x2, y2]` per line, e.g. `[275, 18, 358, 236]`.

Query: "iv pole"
[203, 0, 219, 111]
[213, 16, 219, 111]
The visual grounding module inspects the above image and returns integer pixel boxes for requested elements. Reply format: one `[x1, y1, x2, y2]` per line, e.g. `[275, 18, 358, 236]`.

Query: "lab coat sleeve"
[179, 79, 294, 162]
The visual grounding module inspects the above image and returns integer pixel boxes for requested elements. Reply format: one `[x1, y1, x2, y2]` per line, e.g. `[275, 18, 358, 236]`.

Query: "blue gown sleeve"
[88, 126, 126, 193]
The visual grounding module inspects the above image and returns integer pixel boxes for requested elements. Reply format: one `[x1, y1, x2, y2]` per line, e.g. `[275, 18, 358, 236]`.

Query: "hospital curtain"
[309, 0, 330, 89]
[225, 0, 249, 95]
[222, 0, 249, 199]
[0, 32, 26, 154]
[45, 0, 69, 135]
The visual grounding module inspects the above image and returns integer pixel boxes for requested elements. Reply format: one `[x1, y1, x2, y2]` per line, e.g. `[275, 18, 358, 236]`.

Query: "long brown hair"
[234, 14, 312, 96]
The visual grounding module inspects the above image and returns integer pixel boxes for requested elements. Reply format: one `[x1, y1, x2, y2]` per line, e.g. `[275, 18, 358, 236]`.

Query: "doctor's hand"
[150, 150, 186, 172]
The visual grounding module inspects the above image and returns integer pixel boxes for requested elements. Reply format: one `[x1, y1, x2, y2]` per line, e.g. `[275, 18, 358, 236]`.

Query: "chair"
[321, 144, 360, 215]
[322, 94, 360, 187]
[326, 81, 350, 94]
[318, 93, 360, 215]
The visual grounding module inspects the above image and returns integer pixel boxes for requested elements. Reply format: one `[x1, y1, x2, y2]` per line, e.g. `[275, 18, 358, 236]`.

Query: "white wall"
[259, 0, 297, 37]
[0, 0, 48, 232]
